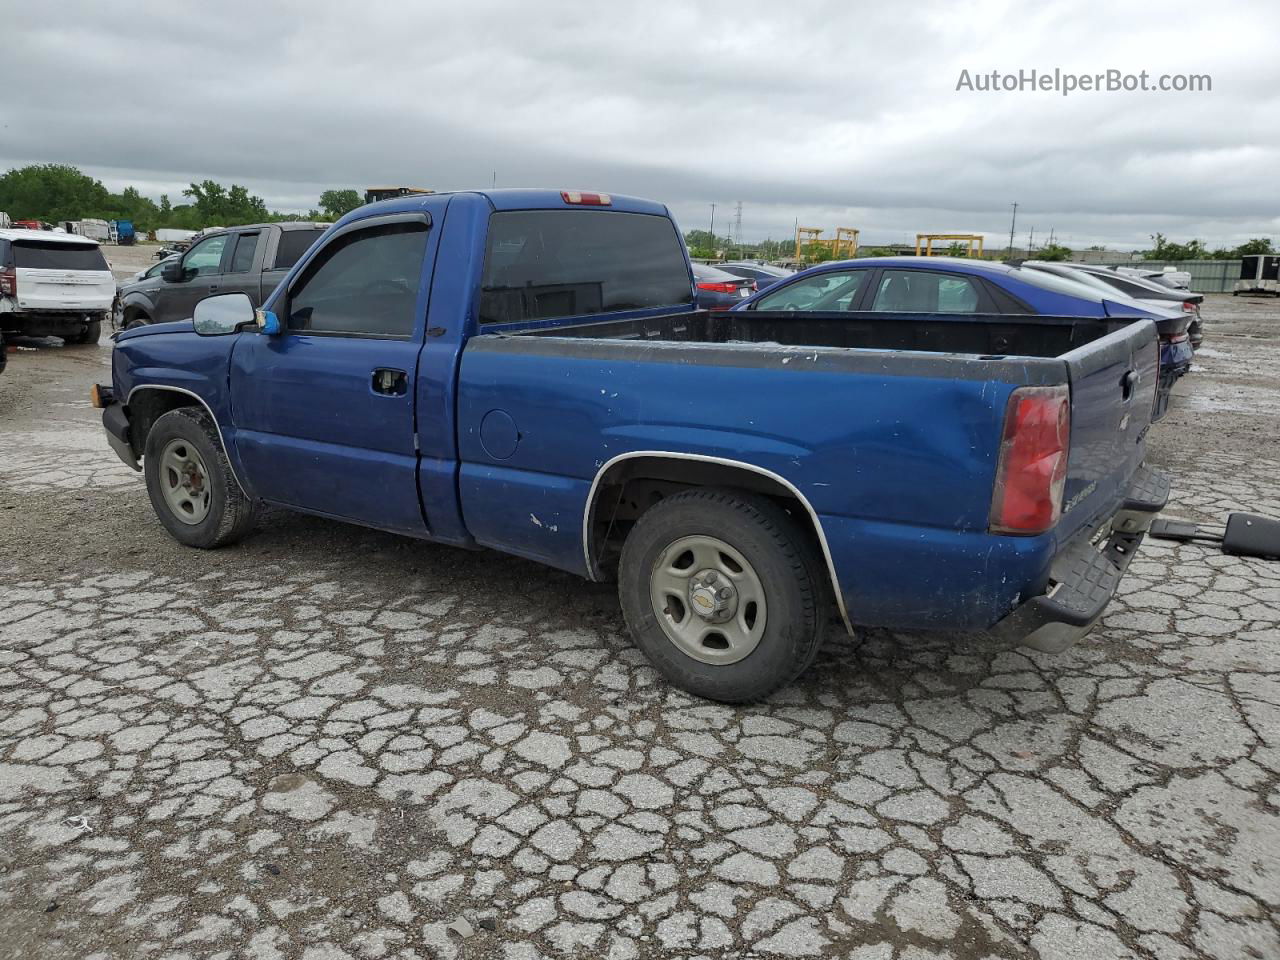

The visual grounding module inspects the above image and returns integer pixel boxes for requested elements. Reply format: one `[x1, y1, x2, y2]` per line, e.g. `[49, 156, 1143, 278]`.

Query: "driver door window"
[287, 223, 427, 338]
[183, 234, 229, 277]
[753, 270, 866, 311]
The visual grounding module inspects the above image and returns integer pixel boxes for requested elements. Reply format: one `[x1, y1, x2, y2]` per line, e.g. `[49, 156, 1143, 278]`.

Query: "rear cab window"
[12, 240, 109, 271]
[479, 210, 691, 325]
[275, 228, 325, 269]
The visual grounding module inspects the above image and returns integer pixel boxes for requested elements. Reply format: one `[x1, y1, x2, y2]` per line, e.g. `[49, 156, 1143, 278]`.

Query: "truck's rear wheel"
[618, 488, 823, 703]
[143, 407, 257, 548]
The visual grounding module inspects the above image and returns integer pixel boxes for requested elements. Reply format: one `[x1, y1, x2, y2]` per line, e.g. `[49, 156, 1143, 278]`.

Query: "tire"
[143, 406, 258, 548]
[124, 312, 149, 331]
[65, 319, 101, 345]
[618, 488, 825, 703]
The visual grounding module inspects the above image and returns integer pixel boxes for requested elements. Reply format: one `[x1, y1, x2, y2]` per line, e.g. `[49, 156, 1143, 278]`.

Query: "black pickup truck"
[116, 221, 326, 329]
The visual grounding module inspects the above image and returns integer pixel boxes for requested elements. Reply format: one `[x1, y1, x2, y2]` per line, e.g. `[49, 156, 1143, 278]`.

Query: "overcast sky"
[4, 0, 1277, 249]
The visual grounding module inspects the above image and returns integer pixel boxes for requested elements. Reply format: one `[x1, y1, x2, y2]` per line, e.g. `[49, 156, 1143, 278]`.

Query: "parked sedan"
[735, 256, 1194, 418]
[715, 261, 793, 290]
[692, 262, 756, 310]
[1024, 261, 1204, 350]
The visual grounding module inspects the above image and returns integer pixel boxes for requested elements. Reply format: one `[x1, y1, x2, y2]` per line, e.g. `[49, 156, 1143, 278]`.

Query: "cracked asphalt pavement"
[1, 292, 1278, 959]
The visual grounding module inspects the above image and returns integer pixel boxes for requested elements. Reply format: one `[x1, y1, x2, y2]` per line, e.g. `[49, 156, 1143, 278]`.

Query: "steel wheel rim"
[649, 534, 767, 665]
[159, 438, 211, 525]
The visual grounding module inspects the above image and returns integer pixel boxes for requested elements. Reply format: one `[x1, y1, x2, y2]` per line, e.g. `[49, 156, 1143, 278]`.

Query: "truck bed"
[513, 308, 1134, 361]
[462, 306, 1158, 633]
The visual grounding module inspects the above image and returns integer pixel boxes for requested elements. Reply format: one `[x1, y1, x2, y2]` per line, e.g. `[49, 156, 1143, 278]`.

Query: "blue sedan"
[734, 256, 1193, 415]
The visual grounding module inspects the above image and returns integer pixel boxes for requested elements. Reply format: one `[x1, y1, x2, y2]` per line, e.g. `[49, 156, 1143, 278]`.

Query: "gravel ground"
[1, 295, 1278, 960]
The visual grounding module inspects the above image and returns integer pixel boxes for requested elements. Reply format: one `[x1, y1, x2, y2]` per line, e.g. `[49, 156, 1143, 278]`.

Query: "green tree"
[1145, 233, 1207, 261]
[105, 186, 160, 230]
[182, 180, 269, 226]
[1037, 243, 1073, 262]
[319, 189, 362, 219]
[0, 163, 111, 222]
[1233, 237, 1274, 257]
[805, 242, 838, 263]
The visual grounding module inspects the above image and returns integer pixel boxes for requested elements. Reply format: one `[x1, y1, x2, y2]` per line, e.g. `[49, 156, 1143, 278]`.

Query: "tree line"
[0, 164, 365, 232]
[1144, 233, 1274, 261]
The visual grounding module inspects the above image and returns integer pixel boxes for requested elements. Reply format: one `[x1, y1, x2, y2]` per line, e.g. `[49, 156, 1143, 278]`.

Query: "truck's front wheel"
[618, 489, 824, 703]
[143, 407, 258, 548]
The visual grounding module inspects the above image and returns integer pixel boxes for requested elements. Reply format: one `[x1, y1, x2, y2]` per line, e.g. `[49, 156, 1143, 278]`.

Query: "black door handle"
[372, 368, 408, 396]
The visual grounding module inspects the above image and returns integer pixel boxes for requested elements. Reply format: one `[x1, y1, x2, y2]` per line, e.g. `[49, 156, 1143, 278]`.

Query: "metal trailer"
[1234, 255, 1280, 296]
[77, 219, 111, 242]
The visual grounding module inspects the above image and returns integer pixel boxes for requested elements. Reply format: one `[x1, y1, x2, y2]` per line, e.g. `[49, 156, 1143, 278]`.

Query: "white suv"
[0, 229, 114, 344]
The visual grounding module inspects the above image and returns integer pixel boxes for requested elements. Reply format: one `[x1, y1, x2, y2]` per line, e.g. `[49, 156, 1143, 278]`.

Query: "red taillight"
[1181, 301, 1195, 312]
[1160, 333, 1189, 344]
[697, 281, 739, 294]
[0, 266, 15, 296]
[989, 385, 1070, 535]
[560, 191, 612, 206]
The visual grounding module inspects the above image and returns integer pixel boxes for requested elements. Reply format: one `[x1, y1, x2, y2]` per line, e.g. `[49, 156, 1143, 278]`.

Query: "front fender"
[119, 292, 158, 321]
[112, 327, 255, 497]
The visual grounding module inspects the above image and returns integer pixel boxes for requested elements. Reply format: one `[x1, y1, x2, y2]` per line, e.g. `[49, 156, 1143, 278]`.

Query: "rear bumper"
[0, 309, 109, 336]
[991, 465, 1169, 653]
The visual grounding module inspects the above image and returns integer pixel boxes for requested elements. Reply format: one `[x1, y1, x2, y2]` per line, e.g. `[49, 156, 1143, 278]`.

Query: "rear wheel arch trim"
[125, 385, 249, 497]
[582, 450, 853, 634]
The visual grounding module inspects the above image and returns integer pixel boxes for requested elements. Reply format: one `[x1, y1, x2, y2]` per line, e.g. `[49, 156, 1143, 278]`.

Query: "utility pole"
[1027, 227, 1035, 253]
[733, 201, 743, 255]
[1007, 202, 1018, 258]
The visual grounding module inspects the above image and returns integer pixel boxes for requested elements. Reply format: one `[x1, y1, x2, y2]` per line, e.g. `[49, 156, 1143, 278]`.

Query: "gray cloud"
[3, 0, 1277, 249]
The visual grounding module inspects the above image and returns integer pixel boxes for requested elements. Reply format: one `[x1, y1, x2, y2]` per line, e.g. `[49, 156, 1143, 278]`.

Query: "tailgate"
[1057, 318, 1160, 541]
[15, 268, 115, 310]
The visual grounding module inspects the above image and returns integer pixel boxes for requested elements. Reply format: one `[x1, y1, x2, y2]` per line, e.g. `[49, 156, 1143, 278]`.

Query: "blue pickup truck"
[97, 189, 1168, 702]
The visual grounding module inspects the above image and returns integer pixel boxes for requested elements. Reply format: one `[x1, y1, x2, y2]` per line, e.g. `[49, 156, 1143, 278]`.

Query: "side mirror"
[161, 260, 184, 283]
[193, 293, 256, 336]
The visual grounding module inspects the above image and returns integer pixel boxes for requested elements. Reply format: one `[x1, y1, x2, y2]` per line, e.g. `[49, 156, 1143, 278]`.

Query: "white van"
[0, 229, 114, 344]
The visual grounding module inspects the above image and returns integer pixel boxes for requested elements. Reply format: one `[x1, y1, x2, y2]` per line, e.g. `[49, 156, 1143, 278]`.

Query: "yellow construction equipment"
[794, 226, 824, 261]
[833, 227, 859, 259]
[915, 233, 985, 258]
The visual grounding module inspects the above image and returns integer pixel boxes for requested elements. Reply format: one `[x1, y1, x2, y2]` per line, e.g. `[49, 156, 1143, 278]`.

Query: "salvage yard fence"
[1093, 259, 1239, 294]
